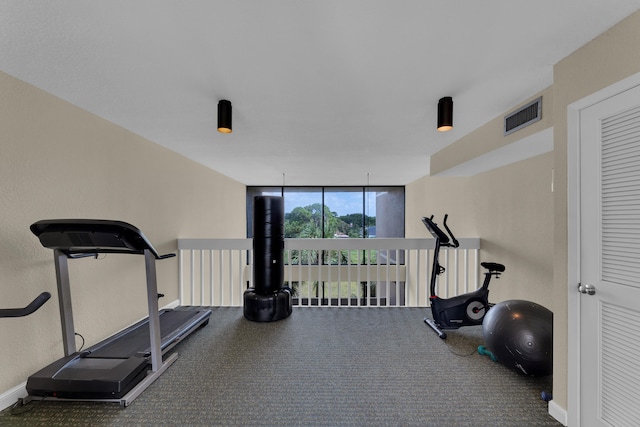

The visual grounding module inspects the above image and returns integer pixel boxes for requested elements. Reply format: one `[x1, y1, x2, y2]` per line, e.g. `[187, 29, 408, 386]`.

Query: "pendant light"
[218, 100, 232, 134]
[437, 97, 453, 132]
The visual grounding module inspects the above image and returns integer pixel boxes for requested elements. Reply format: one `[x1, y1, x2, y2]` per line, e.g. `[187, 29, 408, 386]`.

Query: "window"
[246, 186, 404, 238]
[247, 186, 406, 305]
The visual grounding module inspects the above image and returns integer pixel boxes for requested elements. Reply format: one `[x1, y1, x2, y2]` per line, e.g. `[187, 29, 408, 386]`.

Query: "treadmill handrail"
[0, 292, 50, 318]
[30, 219, 174, 260]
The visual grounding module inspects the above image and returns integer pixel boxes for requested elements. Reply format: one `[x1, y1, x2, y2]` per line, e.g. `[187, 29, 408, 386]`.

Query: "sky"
[281, 190, 377, 217]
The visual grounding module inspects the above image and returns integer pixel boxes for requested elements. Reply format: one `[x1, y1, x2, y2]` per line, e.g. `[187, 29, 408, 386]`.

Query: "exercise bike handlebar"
[421, 214, 459, 248]
[0, 292, 51, 318]
[441, 214, 459, 248]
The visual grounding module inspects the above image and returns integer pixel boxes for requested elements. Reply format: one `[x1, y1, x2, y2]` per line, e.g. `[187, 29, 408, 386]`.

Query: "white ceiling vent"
[504, 96, 542, 136]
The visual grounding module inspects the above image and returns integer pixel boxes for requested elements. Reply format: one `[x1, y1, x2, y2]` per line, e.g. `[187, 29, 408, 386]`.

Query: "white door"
[579, 84, 640, 427]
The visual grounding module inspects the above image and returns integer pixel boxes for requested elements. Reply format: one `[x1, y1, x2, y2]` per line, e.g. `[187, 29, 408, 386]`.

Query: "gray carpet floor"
[1, 307, 560, 426]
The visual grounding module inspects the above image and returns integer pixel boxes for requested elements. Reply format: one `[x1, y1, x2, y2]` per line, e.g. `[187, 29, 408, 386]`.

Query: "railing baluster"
[446, 250, 450, 297]
[209, 250, 214, 306]
[286, 249, 292, 306]
[249, 249, 254, 293]
[307, 250, 312, 306]
[179, 249, 184, 305]
[347, 250, 352, 307]
[454, 249, 459, 297]
[200, 249, 204, 308]
[356, 250, 361, 307]
[382, 250, 388, 306]
[474, 249, 478, 289]
[337, 249, 342, 307]
[463, 249, 468, 294]
[327, 249, 331, 306]
[237, 249, 243, 305]
[425, 249, 430, 306]
[190, 249, 195, 306]
[391, 249, 395, 306]
[366, 251, 369, 307]
[299, 248, 303, 307]
[416, 249, 422, 307]
[394, 249, 399, 306]
[411, 249, 416, 307]
[298, 251, 301, 306]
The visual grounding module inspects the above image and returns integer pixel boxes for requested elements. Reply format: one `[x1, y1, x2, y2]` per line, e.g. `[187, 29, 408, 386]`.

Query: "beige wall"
[406, 9, 640, 421]
[406, 152, 554, 308]
[0, 71, 246, 395]
[552, 9, 640, 418]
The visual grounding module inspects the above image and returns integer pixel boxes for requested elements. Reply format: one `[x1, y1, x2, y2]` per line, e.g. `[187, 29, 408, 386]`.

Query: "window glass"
[324, 188, 364, 238]
[283, 187, 323, 238]
[247, 186, 404, 239]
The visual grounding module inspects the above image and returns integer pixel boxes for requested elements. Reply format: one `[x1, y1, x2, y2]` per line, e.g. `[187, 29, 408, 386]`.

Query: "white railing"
[178, 238, 480, 308]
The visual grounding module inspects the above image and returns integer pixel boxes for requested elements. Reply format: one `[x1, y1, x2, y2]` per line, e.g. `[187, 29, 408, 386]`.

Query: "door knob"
[578, 283, 596, 295]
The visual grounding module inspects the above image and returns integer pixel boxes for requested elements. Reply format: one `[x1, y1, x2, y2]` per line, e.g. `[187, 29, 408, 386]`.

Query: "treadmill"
[25, 219, 211, 406]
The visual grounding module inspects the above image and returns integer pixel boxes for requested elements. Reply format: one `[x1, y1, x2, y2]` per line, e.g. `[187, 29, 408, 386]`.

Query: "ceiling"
[2, 1, 639, 186]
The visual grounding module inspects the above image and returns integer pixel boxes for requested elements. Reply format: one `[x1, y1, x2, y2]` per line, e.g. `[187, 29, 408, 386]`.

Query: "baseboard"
[549, 400, 568, 426]
[0, 382, 27, 411]
[163, 299, 180, 309]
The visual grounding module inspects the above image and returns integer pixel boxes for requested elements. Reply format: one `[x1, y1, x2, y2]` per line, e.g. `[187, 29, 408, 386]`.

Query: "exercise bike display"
[422, 214, 504, 339]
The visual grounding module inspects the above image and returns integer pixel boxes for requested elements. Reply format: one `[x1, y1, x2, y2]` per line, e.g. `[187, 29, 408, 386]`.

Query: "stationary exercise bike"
[422, 214, 505, 339]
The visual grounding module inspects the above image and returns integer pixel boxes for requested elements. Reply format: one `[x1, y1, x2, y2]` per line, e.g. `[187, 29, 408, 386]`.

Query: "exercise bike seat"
[481, 262, 505, 272]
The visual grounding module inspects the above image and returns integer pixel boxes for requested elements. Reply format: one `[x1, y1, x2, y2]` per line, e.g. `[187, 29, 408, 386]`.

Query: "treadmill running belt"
[86, 310, 208, 359]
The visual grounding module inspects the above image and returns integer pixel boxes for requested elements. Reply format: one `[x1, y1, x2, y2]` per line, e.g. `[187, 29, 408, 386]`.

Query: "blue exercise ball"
[482, 300, 553, 376]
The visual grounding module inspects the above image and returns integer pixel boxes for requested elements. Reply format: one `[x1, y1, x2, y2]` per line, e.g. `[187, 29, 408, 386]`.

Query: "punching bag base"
[243, 288, 292, 322]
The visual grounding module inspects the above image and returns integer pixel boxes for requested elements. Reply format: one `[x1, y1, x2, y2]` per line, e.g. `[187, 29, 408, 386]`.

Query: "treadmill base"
[25, 353, 178, 407]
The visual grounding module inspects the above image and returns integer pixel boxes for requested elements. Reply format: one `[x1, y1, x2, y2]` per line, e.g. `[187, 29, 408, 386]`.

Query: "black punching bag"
[253, 196, 284, 294]
[243, 196, 292, 322]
